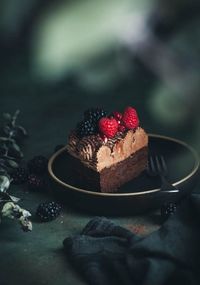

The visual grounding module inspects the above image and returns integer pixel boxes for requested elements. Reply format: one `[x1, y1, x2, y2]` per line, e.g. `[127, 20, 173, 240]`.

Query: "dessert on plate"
[66, 106, 148, 193]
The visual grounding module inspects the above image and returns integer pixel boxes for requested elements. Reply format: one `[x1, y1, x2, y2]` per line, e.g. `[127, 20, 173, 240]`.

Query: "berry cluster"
[11, 155, 48, 191]
[76, 106, 139, 140]
[27, 173, 45, 190]
[11, 149, 62, 223]
[76, 108, 107, 138]
[11, 167, 28, 185]
[84, 108, 107, 123]
[28, 155, 48, 175]
[161, 202, 177, 221]
[98, 106, 139, 139]
[76, 120, 97, 137]
[36, 201, 61, 222]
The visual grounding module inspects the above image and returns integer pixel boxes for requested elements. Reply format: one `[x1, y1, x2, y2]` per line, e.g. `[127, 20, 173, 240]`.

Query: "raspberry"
[28, 155, 48, 175]
[11, 167, 28, 184]
[98, 117, 118, 138]
[76, 120, 96, 138]
[27, 174, 45, 191]
[112, 111, 122, 121]
[36, 201, 62, 222]
[122, 106, 139, 130]
[118, 124, 126, 132]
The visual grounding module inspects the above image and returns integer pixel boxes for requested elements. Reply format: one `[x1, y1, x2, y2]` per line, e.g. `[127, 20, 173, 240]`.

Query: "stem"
[0, 110, 32, 231]
[12, 110, 20, 127]
[4, 110, 20, 157]
[4, 148, 8, 157]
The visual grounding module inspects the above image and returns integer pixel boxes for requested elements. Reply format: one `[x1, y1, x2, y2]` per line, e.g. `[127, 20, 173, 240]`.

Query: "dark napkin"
[63, 194, 200, 285]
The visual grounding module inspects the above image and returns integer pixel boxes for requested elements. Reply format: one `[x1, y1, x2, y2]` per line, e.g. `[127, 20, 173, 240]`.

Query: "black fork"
[147, 155, 179, 194]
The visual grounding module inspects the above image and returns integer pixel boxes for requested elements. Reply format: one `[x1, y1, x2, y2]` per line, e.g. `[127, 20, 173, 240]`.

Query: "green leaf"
[3, 113, 11, 121]
[5, 159, 19, 169]
[11, 143, 21, 152]
[0, 137, 14, 143]
[3, 125, 11, 135]
[17, 126, 28, 137]
[8, 143, 23, 159]
[0, 137, 9, 142]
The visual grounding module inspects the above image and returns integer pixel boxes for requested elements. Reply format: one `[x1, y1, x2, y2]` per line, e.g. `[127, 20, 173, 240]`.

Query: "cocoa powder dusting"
[126, 224, 148, 236]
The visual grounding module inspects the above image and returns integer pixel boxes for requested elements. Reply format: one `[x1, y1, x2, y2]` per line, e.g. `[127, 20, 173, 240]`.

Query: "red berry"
[122, 107, 139, 129]
[118, 124, 126, 132]
[98, 117, 118, 138]
[112, 111, 122, 121]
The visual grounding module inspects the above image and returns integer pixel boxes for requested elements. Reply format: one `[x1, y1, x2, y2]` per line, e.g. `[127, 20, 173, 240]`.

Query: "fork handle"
[154, 189, 180, 206]
[161, 189, 179, 194]
[160, 175, 179, 193]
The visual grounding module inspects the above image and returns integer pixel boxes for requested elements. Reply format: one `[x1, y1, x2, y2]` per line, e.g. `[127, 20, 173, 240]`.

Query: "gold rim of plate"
[48, 134, 200, 197]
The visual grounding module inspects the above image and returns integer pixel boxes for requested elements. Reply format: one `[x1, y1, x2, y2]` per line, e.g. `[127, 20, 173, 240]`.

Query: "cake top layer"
[66, 106, 148, 171]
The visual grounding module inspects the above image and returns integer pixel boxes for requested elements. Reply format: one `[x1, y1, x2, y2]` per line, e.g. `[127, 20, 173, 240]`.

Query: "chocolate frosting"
[66, 127, 148, 172]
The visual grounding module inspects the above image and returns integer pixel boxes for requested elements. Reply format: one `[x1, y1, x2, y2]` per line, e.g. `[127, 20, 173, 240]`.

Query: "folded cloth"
[63, 194, 200, 285]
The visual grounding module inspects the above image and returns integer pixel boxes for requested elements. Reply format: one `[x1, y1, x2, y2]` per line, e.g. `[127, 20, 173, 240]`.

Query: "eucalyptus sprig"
[0, 110, 32, 231]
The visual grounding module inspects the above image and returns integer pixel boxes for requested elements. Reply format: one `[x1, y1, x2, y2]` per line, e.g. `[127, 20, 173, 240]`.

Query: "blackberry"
[84, 108, 107, 124]
[27, 174, 45, 191]
[11, 167, 28, 184]
[28, 155, 48, 175]
[76, 120, 96, 138]
[36, 201, 62, 222]
[161, 202, 177, 221]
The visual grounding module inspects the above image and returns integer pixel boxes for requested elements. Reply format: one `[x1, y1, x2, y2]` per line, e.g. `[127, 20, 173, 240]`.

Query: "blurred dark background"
[0, 2, 200, 285]
[0, 0, 200, 155]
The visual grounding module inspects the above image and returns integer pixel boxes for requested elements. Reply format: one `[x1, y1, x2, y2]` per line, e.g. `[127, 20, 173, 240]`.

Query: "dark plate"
[48, 134, 199, 215]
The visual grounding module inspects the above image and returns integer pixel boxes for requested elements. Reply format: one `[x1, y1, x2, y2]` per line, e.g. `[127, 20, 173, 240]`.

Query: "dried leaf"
[0, 175, 10, 192]
[1, 202, 15, 218]
[20, 216, 32, 232]
[9, 195, 20, 203]
[0, 192, 20, 203]
[0, 110, 33, 231]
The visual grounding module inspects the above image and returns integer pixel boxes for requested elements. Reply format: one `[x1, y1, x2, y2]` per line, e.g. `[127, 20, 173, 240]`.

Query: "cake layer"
[100, 147, 148, 192]
[66, 147, 148, 193]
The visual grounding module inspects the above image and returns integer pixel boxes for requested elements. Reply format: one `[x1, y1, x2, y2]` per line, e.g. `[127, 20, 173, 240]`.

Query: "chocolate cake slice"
[66, 107, 148, 193]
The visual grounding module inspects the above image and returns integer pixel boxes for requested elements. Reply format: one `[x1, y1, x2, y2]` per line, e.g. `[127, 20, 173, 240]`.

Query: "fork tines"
[147, 154, 179, 193]
[148, 155, 168, 176]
